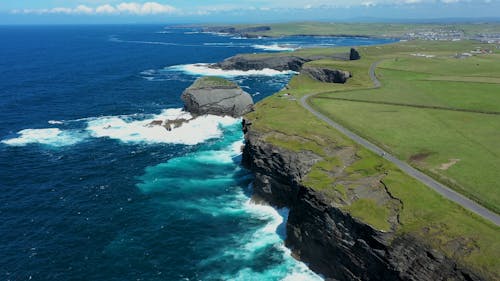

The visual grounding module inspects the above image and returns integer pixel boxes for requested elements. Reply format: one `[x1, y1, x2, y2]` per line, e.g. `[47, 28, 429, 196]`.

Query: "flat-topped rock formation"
[211, 48, 361, 72]
[181, 77, 254, 117]
[213, 54, 308, 72]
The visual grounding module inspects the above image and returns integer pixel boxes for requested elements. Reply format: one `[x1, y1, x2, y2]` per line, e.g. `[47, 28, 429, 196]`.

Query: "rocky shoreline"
[241, 119, 483, 281]
[151, 50, 489, 280]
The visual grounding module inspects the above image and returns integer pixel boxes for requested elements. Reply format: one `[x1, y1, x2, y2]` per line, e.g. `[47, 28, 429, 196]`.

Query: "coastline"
[229, 40, 500, 280]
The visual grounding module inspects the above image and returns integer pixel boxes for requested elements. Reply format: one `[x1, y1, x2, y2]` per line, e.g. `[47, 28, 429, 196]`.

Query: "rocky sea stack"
[181, 76, 254, 117]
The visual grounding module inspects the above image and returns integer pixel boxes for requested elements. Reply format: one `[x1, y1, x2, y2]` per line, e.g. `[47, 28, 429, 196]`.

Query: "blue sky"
[1, 0, 499, 24]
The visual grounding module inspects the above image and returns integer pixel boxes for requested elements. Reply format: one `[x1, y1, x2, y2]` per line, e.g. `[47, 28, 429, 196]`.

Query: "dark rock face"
[181, 78, 254, 117]
[214, 55, 308, 72]
[212, 48, 361, 73]
[287, 186, 482, 281]
[241, 119, 484, 281]
[302, 66, 352, 83]
[350, 48, 361, 60]
[242, 119, 321, 206]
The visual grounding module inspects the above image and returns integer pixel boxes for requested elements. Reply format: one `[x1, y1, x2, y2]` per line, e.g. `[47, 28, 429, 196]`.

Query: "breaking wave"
[252, 44, 298, 52]
[137, 132, 324, 281]
[1, 128, 86, 147]
[167, 63, 296, 78]
[2, 109, 239, 147]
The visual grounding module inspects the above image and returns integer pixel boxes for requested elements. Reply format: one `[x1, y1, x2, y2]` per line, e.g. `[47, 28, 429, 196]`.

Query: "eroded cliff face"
[302, 66, 352, 83]
[242, 119, 483, 281]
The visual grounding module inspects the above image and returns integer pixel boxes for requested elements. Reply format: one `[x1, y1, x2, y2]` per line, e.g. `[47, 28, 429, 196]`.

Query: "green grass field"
[310, 47, 500, 213]
[244, 39, 500, 279]
[232, 22, 500, 38]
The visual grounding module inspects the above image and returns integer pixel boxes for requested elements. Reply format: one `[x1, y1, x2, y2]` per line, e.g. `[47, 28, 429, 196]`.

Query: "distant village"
[402, 29, 500, 45]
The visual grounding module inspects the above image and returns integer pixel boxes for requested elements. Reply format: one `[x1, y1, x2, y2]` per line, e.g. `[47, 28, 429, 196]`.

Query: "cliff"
[181, 77, 254, 117]
[302, 66, 352, 83]
[213, 54, 308, 72]
[212, 48, 360, 72]
[241, 119, 484, 281]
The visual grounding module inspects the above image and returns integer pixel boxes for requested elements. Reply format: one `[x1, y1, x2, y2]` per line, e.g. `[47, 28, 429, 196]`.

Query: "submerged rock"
[181, 77, 254, 117]
[302, 66, 352, 83]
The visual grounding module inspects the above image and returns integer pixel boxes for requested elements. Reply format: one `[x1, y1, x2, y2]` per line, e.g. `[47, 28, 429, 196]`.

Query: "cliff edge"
[242, 119, 484, 281]
[212, 48, 361, 72]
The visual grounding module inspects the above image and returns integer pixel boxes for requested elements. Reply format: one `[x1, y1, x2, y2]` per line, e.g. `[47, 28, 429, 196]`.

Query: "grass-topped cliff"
[244, 40, 499, 279]
[188, 76, 238, 89]
[204, 22, 500, 38]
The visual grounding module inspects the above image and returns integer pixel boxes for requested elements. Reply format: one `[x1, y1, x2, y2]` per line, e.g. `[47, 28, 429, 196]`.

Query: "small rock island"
[181, 76, 254, 117]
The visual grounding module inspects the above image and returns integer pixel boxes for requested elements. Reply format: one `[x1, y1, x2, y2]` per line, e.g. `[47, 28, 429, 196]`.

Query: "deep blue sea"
[0, 25, 396, 281]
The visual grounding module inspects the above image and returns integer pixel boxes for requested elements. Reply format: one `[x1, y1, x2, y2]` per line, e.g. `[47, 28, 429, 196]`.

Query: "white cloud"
[96, 4, 117, 14]
[11, 2, 177, 15]
[75, 5, 94, 14]
[139, 2, 176, 14]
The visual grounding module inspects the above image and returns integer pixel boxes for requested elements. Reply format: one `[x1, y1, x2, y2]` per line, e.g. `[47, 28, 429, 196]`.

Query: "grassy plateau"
[244, 39, 499, 279]
[231, 22, 500, 38]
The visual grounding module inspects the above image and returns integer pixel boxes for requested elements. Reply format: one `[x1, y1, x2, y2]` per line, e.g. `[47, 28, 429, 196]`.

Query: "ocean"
[0, 25, 396, 280]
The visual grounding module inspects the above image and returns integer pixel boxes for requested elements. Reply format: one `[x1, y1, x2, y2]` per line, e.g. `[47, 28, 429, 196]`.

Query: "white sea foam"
[241, 202, 323, 280]
[48, 120, 64, 125]
[212, 198, 324, 280]
[3, 109, 240, 148]
[136, 137, 322, 280]
[86, 108, 239, 145]
[1, 128, 85, 147]
[196, 140, 243, 164]
[230, 140, 244, 156]
[168, 63, 296, 78]
[231, 36, 249, 40]
[252, 44, 298, 52]
[203, 42, 241, 46]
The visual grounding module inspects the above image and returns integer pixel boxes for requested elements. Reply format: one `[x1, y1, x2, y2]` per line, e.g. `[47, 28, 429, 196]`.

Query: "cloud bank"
[12, 2, 177, 15]
[9, 0, 497, 17]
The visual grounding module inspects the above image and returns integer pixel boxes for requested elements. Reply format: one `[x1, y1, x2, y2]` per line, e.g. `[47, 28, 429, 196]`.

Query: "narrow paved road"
[299, 61, 500, 226]
[369, 60, 382, 88]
